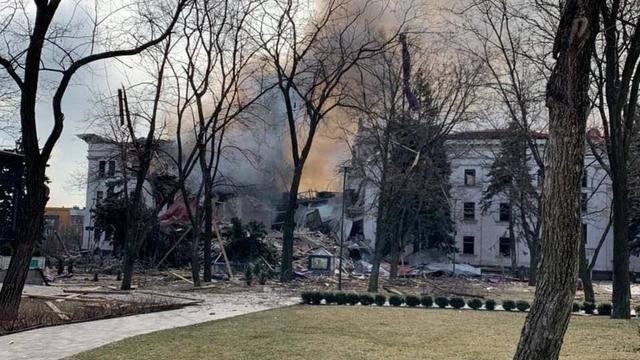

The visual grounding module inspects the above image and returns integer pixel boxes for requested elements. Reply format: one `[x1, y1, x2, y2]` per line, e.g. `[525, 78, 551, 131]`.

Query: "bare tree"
[254, 0, 413, 282]
[342, 41, 481, 291]
[513, 0, 599, 358]
[0, 0, 187, 320]
[588, 0, 640, 319]
[167, 0, 269, 286]
[456, 0, 556, 285]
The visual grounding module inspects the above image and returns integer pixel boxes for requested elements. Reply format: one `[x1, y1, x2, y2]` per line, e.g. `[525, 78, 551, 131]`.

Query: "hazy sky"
[0, 0, 446, 208]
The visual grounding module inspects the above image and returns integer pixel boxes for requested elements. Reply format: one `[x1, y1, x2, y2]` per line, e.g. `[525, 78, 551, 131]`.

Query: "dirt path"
[0, 291, 299, 360]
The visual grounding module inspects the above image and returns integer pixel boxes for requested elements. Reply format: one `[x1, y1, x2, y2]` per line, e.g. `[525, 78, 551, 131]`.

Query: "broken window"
[463, 202, 475, 220]
[463, 236, 475, 255]
[464, 169, 476, 186]
[499, 203, 511, 222]
[499, 237, 511, 256]
[581, 193, 588, 212]
[98, 161, 106, 178]
[108, 160, 116, 177]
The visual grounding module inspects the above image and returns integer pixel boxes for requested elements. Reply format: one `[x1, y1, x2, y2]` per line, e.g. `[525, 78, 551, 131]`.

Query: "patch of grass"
[70, 306, 640, 360]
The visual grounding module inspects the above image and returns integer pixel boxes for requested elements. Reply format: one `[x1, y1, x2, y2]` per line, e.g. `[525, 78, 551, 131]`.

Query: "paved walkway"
[0, 291, 298, 360]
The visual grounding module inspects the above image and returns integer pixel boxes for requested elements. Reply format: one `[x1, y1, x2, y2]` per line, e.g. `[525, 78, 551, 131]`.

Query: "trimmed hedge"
[420, 296, 433, 308]
[467, 298, 483, 310]
[435, 297, 449, 308]
[516, 300, 530, 312]
[597, 303, 612, 316]
[299, 291, 626, 322]
[360, 294, 375, 306]
[450, 297, 465, 309]
[389, 295, 404, 307]
[374, 294, 386, 306]
[346, 293, 360, 305]
[335, 292, 348, 305]
[405, 295, 420, 307]
[502, 300, 516, 311]
[582, 302, 596, 315]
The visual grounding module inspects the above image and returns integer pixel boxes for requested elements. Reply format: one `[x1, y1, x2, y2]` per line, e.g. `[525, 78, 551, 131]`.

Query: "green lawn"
[70, 306, 640, 360]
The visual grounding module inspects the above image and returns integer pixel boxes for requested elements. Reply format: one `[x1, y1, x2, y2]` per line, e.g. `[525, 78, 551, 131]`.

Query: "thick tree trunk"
[528, 240, 538, 286]
[0, 166, 47, 320]
[513, 2, 598, 359]
[202, 182, 213, 283]
[368, 198, 387, 292]
[120, 248, 136, 291]
[389, 235, 400, 280]
[610, 167, 631, 318]
[280, 167, 303, 282]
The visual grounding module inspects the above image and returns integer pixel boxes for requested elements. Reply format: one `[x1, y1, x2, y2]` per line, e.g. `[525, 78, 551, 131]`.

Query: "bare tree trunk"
[191, 230, 201, 288]
[368, 193, 388, 292]
[579, 240, 595, 303]
[389, 235, 400, 280]
[528, 241, 538, 286]
[0, 168, 47, 320]
[513, 1, 598, 359]
[202, 189, 213, 283]
[280, 167, 303, 282]
[610, 167, 631, 318]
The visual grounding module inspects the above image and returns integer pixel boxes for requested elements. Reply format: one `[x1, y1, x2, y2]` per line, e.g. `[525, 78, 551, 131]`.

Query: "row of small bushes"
[301, 292, 530, 311]
[573, 302, 614, 316]
[302, 292, 622, 315]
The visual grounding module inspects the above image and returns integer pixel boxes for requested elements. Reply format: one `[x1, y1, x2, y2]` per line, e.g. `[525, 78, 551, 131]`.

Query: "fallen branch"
[169, 272, 194, 285]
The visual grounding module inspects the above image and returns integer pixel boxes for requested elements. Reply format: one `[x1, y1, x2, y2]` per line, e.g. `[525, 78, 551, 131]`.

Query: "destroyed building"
[346, 128, 640, 279]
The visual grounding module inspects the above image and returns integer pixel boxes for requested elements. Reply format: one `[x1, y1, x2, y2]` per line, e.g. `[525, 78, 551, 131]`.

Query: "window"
[464, 169, 476, 186]
[499, 237, 511, 256]
[499, 203, 511, 222]
[581, 193, 588, 212]
[96, 191, 104, 203]
[463, 202, 475, 220]
[581, 169, 588, 188]
[106, 185, 114, 199]
[463, 236, 475, 255]
[582, 223, 588, 244]
[107, 160, 116, 177]
[98, 161, 106, 178]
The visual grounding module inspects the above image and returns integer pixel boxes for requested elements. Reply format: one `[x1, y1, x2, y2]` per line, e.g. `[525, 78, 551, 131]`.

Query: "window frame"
[463, 202, 476, 220]
[462, 236, 475, 255]
[499, 203, 511, 222]
[499, 237, 511, 257]
[464, 169, 476, 186]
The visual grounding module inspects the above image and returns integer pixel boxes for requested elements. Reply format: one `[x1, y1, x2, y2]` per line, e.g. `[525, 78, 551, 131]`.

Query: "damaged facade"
[346, 129, 640, 279]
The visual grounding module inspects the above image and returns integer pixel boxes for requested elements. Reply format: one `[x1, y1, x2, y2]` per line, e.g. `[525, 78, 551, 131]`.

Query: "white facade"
[347, 131, 640, 277]
[79, 134, 165, 252]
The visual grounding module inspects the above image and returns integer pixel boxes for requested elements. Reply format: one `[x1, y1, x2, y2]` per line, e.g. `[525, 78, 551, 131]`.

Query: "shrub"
[374, 294, 386, 306]
[572, 302, 581, 312]
[244, 265, 253, 286]
[345, 293, 360, 305]
[405, 295, 420, 307]
[582, 302, 596, 315]
[450, 297, 465, 309]
[335, 292, 348, 305]
[485, 299, 496, 311]
[502, 300, 516, 311]
[420, 296, 433, 308]
[324, 292, 337, 305]
[360, 294, 375, 306]
[389, 295, 404, 307]
[301, 292, 313, 304]
[467, 298, 483, 310]
[435, 297, 449, 308]
[597, 303, 612, 316]
[516, 300, 530, 312]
